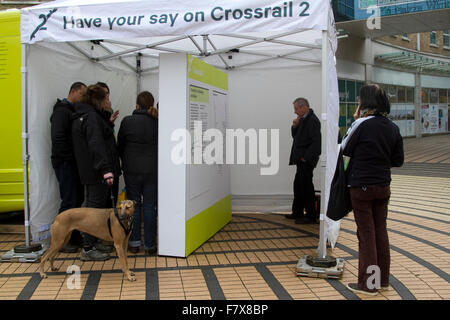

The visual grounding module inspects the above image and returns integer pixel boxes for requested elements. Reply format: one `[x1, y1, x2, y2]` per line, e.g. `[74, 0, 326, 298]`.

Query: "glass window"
[439, 89, 447, 104]
[422, 88, 430, 104]
[388, 85, 397, 103]
[397, 86, 406, 103]
[430, 31, 437, 45]
[339, 104, 347, 127]
[406, 87, 414, 103]
[444, 30, 449, 47]
[347, 80, 356, 103]
[356, 81, 363, 101]
[347, 104, 357, 125]
[430, 88, 438, 104]
[338, 79, 346, 102]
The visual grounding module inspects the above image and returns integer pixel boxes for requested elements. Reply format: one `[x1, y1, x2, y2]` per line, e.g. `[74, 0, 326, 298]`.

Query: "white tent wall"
[141, 64, 323, 197]
[27, 43, 137, 242]
[227, 65, 323, 196]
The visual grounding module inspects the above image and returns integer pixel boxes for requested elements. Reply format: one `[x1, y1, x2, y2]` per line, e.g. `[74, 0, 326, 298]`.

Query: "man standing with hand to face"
[287, 97, 321, 224]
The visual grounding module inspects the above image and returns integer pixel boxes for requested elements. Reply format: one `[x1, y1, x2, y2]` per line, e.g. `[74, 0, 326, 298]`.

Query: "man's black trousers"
[292, 162, 316, 220]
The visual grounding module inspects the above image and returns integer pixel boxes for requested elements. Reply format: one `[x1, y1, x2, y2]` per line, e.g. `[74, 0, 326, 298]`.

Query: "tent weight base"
[1, 245, 46, 263]
[296, 255, 345, 279]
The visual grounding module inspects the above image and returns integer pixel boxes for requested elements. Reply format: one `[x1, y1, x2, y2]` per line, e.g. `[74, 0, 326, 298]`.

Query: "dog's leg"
[114, 240, 135, 282]
[49, 231, 72, 272]
[123, 235, 134, 277]
[39, 250, 49, 278]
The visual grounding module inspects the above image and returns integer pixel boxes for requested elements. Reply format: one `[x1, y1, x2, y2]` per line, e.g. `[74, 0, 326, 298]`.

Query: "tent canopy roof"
[20, 0, 336, 70]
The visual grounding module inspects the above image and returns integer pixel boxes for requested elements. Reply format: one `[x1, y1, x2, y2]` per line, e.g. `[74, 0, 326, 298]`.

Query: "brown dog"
[40, 200, 137, 281]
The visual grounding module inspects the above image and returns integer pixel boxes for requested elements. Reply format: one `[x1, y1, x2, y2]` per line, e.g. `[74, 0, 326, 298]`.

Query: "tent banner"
[21, 0, 329, 43]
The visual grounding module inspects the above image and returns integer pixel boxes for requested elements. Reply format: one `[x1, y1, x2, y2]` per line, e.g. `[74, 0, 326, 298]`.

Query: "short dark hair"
[96, 82, 110, 94]
[293, 97, 310, 108]
[69, 82, 86, 94]
[359, 84, 390, 115]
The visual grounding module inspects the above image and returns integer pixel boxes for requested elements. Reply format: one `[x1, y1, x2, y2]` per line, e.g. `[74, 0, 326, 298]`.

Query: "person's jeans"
[53, 161, 84, 245]
[82, 183, 110, 250]
[350, 185, 391, 292]
[124, 173, 157, 250]
[292, 162, 316, 219]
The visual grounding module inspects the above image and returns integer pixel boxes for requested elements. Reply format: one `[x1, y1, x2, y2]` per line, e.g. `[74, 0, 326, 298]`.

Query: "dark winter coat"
[118, 109, 158, 180]
[343, 115, 404, 187]
[50, 99, 76, 168]
[71, 103, 121, 185]
[289, 109, 321, 168]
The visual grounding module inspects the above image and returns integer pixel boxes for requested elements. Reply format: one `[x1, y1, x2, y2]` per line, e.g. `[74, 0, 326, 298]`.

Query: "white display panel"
[158, 53, 231, 257]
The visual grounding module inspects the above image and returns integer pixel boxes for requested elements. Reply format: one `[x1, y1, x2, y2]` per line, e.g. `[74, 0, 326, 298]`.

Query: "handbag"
[326, 149, 352, 221]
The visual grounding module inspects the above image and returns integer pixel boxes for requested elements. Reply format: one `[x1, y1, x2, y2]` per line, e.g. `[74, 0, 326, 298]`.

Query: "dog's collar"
[108, 207, 133, 237]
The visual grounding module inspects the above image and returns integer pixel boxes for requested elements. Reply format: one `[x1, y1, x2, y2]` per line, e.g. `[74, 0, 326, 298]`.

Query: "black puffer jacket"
[118, 109, 158, 179]
[289, 109, 321, 168]
[71, 103, 121, 185]
[50, 99, 76, 168]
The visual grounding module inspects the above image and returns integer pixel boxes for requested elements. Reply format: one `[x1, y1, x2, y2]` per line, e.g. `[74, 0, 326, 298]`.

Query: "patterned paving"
[0, 135, 449, 300]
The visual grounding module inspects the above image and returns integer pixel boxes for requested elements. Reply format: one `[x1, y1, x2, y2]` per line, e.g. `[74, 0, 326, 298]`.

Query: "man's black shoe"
[295, 217, 318, 224]
[285, 213, 299, 220]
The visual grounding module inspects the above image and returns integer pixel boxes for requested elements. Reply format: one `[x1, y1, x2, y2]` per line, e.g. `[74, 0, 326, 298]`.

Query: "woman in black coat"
[118, 91, 158, 255]
[72, 84, 121, 261]
[343, 84, 404, 296]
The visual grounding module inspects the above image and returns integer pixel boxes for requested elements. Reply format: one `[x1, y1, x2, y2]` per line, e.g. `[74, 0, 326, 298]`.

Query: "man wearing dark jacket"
[50, 82, 86, 252]
[287, 97, 321, 224]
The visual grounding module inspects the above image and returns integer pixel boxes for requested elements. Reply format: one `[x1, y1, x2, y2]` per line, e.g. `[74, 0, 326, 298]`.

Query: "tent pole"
[136, 53, 142, 94]
[2, 43, 43, 262]
[318, 30, 328, 259]
[21, 43, 31, 247]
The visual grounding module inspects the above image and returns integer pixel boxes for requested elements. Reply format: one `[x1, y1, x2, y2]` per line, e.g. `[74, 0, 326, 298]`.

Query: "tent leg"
[21, 43, 31, 247]
[318, 30, 328, 259]
[297, 30, 344, 279]
[1, 44, 43, 262]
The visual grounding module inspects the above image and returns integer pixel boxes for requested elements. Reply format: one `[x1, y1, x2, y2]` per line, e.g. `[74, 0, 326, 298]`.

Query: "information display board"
[421, 104, 448, 134]
[158, 53, 231, 257]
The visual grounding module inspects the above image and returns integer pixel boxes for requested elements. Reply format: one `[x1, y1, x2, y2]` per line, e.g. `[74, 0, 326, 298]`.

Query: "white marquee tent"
[19, 0, 340, 257]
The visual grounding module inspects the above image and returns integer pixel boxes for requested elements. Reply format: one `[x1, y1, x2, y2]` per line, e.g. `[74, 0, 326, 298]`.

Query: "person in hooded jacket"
[71, 84, 121, 261]
[50, 81, 86, 253]
[118, 91, 158, 256]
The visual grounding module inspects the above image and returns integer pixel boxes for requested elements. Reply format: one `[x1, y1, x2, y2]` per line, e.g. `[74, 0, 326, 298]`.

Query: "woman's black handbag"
[326, 149, 352, 221]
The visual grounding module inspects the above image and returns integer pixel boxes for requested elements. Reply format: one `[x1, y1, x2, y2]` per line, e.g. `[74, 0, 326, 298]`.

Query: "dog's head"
[118, 200, 135, 219]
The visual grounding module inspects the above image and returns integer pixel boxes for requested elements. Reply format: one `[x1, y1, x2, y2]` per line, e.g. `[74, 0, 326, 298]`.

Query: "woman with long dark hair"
[342, 84, 404, 296]
[118, 91, 158, 255]
[71, 84, 121, 261]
